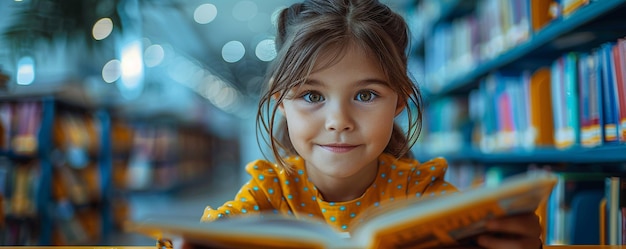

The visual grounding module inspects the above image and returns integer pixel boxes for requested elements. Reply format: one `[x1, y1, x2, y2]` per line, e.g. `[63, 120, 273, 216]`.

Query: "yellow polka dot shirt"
[201, 153, 458, 232]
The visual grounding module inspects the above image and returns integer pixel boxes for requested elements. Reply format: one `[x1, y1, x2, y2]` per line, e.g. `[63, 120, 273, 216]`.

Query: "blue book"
[600, 43, 620, 143]
[578, 53, 592, 147]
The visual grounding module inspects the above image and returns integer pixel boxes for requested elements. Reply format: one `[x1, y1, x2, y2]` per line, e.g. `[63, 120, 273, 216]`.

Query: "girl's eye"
[355, 90, 377, 102]
[302, 92, 324, 103]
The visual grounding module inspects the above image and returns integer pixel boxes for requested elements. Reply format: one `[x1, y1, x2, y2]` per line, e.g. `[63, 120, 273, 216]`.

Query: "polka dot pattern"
[200, 154, 458, 233]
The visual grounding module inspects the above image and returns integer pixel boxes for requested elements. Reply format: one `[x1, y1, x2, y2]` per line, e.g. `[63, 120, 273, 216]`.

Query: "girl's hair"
[256, 0, 423, 170]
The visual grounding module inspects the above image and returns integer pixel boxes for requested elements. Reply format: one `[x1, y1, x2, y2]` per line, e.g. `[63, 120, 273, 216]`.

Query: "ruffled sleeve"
[406, 157, 458, 198]
[201, 160, 282, 222]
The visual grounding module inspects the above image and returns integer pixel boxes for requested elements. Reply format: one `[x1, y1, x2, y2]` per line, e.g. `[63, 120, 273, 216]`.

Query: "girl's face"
[279, 43, 403, 180]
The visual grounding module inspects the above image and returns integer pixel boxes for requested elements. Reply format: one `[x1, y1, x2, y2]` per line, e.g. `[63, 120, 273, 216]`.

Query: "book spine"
[617, 176, 626, 245]
[600, 43, 620, 143]
[607, 177, 620, 245]
[615, 38, 626, 142]
[530, 0, 554, 31]
[551, 57, 567, 149]
[529, 67, 555, 147]
[562, 0, 590, 16]
[481, 76, 498, 152]
[495, 74, 518, 150]
[520, 71, 533, 150]
[578, 53, 592, 147]
[591, 49, 605, 146]
[564, 52, 580, 147]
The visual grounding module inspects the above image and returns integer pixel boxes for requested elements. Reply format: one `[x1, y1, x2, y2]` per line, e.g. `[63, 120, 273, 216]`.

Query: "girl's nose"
[325, 102, 354, 131]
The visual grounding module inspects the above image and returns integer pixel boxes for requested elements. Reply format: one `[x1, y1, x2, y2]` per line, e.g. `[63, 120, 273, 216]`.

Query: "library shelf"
[429, 0, 626, 97]
[416, 144, 626, 164]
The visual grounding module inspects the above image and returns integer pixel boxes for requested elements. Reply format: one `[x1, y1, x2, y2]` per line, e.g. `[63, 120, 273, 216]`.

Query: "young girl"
[201, 0, 542, 248]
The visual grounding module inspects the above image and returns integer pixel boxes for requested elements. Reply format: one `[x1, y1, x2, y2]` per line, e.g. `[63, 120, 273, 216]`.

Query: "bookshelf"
[0, 96, 122, 245]
[0, 93, 222, 245]
[117, 121, 217, 194]
[0, 95, 120, 245]
[413, 0, 626, 161]
[411, 0, 626, 245]
[423, 0, 626, 97]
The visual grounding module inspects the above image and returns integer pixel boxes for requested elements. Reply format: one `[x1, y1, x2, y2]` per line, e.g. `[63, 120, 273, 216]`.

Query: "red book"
[615, 38, 626, 142]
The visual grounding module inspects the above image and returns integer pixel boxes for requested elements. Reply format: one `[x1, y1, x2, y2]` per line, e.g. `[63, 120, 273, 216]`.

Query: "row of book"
[545, 172, 625, 245]
[420, 0, 592, 93]
[0, 102, 116, 245]
[478, 39, 626, 151]
[120, 123, 217, 192]
[460, 37, 626, 152]
[553, 39, 626, 147]
[0, 99, 223, 245]
[419, 96, 471, 155]
[0, 159, 109, 245]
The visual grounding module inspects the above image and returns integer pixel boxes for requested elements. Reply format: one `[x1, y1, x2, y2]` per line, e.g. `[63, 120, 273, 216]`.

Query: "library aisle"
[111, 161, 241, 246]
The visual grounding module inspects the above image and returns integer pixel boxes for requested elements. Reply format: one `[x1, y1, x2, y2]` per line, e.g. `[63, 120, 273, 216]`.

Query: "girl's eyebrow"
[359, 78, 389, 86]
[303, 78, 389, 86]
[303, 79, 324, 86]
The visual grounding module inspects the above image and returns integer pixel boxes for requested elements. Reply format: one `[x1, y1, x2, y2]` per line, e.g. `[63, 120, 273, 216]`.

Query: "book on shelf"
[579, 52, 604, 148]
[529, 67, 555, 148]
[583, 49, 605, 147]
[613, 38, 626, 143]
[551, 53, 580, 149]
[578, 52, 591, 147]
[602, 176, 626, 245]
[545, 172, 609, 245]
[530, 0, 556, 31]
[562, 0, 590, 17]
[128, 170, 557, 249]
[600, 42, 621, 144]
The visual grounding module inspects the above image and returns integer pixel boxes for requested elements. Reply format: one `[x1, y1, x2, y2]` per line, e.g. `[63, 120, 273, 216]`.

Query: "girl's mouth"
[319, 144, 358, 153]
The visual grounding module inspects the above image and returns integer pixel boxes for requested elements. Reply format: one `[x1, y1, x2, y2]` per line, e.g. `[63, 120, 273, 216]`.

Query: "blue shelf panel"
[431, 0, 626, 97]
[417, 144, 626, 164]
[37, 97, 55, 245]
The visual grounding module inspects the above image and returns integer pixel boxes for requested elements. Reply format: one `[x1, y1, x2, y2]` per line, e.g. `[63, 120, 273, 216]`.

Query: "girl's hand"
[477, 212, 543, 249]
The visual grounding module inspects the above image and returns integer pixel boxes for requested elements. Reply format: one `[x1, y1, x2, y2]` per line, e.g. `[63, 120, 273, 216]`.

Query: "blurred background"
[0, 0, 414, 245]
[2, 0, 626, 246]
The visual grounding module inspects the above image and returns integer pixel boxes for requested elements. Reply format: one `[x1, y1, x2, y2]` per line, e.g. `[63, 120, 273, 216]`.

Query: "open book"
[128, 170, 557, 249]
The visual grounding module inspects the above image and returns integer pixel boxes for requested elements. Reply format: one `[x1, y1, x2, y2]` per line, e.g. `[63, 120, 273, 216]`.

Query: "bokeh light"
[222, 41, 245, 63]
[102, 59, 121, 83]
[194, 3, 217, 24]
[144, 44, 164, 67]
[16, 56, 35, 85]
[255, 39, 276, 62]
[92, 18, 114, 40]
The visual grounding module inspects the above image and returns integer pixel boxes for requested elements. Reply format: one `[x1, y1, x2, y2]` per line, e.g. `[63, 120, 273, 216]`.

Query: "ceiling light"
[16, 56, 35, 85]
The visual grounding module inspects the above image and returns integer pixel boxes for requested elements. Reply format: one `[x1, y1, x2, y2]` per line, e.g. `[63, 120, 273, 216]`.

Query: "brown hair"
[256, 0, 423, 170]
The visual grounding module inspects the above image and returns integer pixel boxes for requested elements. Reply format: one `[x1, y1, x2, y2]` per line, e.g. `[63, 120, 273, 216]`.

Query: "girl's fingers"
[476, 212, 543, 249]
[477, 234, 542, 249]
[485, 212, 541, 237]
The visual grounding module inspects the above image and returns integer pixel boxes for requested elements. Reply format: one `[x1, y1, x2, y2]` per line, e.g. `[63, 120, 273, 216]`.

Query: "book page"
[128, 214, 353, 249]
[352, 171, 557, 249]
